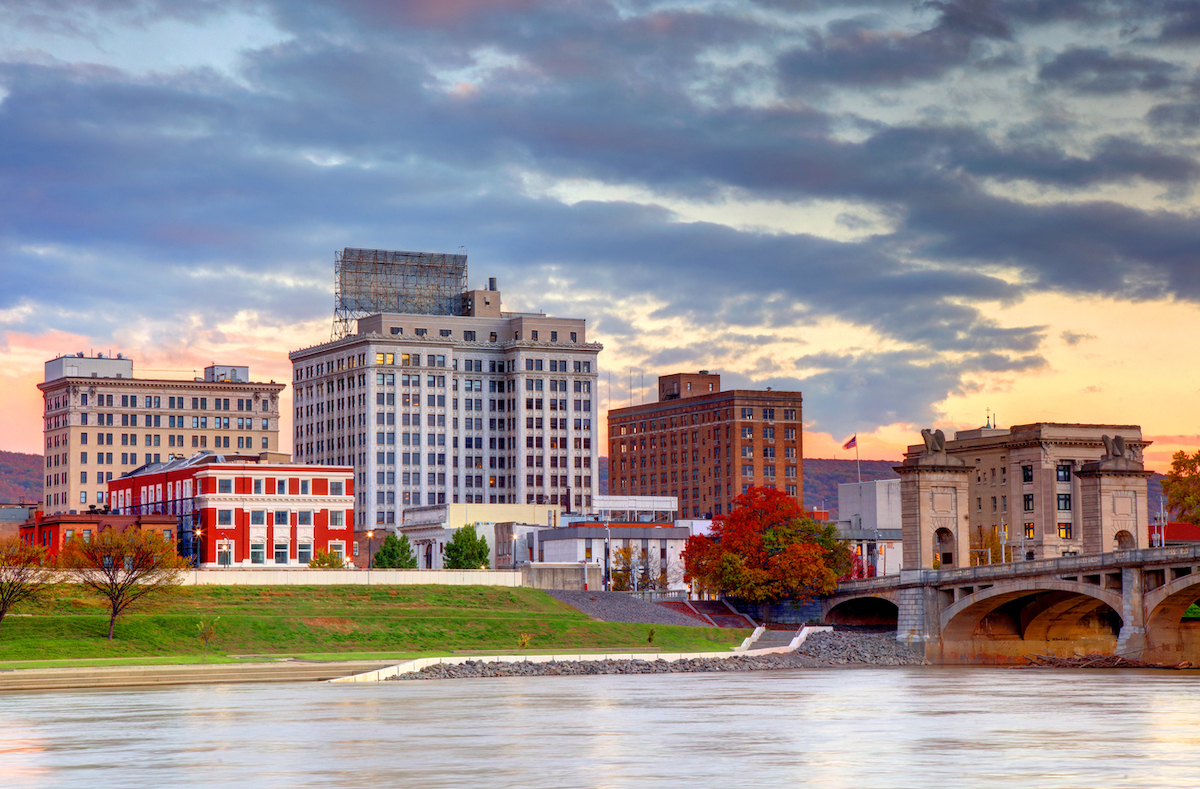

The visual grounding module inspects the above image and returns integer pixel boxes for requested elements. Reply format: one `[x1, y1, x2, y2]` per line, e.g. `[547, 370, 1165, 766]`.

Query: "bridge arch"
[1143, 573, 1200, 660]
[823, 592, 899, 627]
[940, 581, 1123, 650]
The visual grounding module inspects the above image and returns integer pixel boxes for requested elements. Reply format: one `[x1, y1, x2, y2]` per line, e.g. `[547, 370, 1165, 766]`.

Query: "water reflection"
[3, 669, 1200, 788]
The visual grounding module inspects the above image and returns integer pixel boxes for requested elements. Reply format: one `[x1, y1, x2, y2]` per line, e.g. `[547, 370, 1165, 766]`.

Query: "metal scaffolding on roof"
[332, 248, 468, 339]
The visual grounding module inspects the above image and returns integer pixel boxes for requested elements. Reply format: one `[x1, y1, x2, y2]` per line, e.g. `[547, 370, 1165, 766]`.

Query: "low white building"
[538, 523, 691, 591]
[398, 502, 561, 569]
[835, 479, 903, 576]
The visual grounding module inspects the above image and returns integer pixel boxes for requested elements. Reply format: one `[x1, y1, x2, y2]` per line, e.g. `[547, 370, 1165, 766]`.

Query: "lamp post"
[367, 530, 374, 584]
[604, 520, 611, 592]
[193, 528, 202, 583]
[511, 533, 518, 570]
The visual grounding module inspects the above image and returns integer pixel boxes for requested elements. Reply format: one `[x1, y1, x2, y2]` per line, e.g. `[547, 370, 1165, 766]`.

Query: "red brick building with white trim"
[108, 451, 355, 568]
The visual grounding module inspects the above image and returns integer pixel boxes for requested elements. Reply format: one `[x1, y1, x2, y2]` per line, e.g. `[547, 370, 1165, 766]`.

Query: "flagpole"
[856, 438, 861, 484]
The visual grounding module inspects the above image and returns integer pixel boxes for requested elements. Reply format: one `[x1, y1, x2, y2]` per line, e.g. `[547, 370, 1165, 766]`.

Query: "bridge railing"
[834, 543, 1200, 594]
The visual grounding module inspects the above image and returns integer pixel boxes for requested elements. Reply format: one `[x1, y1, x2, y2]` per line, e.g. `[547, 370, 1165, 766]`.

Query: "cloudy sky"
[2, 0, 1199, 468]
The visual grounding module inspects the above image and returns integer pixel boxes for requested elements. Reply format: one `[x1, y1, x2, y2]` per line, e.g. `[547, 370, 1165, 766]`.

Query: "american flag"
[842, 435, 857, 450]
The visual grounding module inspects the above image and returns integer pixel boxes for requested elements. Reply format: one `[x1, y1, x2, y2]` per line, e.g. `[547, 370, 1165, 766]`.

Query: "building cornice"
[39, 378, 285, 393]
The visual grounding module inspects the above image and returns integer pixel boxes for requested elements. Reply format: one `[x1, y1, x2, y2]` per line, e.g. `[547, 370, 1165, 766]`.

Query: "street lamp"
[367, 530, 374, 584]
[511, 533, 518, 569]
[604, 520, 611, 592]
[193, 528, 202, 583]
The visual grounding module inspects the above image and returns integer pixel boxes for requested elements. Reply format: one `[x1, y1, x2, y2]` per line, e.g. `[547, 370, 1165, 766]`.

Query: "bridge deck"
[835, 544, 1200, 595]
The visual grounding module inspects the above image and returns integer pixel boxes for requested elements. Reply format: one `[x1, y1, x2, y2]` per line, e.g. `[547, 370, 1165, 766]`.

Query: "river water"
[3, 668, 1200, 788]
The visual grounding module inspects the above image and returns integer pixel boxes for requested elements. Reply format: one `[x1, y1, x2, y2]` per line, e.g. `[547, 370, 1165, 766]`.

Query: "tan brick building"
[607, 372, 803, 519]
[904, 422, 1148, 561]
[38, 354, 284, 515]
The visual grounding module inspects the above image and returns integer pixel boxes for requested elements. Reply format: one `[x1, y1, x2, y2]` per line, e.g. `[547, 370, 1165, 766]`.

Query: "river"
[3, 668, 1200, 788]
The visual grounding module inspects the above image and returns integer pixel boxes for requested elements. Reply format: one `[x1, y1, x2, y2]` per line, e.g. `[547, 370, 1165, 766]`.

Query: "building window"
[298, 511, 313, 526]
[1023, 494, 1034, 512]
[275, 543, 289, 564]
[218, 479, 232, 494]
[329, 510, 344, 527]
[250, 510, 265, 525]
[1022, 465, 1033, 483]
[298, 543, 313, 564]
[1056, 463, 1072, 482]
[250, 543, 265, 564]
[1057, 523, 1074, 540]
[217, 509, 233, 526]
[1024, 522, 1035, 539]
[330, 481, 344, 496]
[1057, 493, 1071, 511]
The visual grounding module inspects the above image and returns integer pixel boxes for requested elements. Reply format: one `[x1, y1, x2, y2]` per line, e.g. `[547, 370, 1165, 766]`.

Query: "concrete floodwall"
[520, 563, 602, 591]
[180, 569, 522, 586]
[333, 626, 833, 683]
[727, 597, 823, 625]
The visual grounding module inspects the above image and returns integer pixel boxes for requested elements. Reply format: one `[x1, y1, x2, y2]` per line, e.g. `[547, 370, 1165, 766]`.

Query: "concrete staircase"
[691, 600, 757, 628]
[750, 628, 801, 649]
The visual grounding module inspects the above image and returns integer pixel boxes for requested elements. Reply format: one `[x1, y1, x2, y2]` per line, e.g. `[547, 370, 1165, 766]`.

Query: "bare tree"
[0, 537, 59, 633]
[60, 529, 190, 640]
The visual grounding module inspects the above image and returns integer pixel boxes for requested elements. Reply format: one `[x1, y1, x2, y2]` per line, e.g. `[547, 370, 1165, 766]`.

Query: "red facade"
[107, 452, 355, 568]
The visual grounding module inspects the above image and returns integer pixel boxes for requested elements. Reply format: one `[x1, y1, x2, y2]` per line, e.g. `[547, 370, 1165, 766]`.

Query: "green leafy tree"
[196, 614, 220, 660]
[443, 524, 490, 569]
[372, 533, 418, 569]
[308, 549, 345, 569]
[1164, 450, 1200, 526]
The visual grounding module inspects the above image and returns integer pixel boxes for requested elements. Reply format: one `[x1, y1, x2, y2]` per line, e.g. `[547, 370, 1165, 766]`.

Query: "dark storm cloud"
[1156, 1, 1200, 42]
[1038, 47, 1181, 94]
[777, 0, 1012, 91]
[0, 0, 1197, 436]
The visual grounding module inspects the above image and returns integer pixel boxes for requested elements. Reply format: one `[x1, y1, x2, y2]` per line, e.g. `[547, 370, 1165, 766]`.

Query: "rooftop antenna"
[986, 407, 991, 429]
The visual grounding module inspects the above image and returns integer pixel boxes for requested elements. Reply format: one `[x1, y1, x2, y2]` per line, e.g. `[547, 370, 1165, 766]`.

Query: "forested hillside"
[0, 451, 41, 503]
[803, 459, 901, 519]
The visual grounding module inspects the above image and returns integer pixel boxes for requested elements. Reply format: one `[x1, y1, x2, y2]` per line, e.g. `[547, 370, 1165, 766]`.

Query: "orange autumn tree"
[683, 486, 853, 606]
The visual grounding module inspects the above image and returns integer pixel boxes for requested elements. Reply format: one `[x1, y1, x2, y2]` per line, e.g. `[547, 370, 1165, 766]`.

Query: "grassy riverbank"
[0, 585, 746, 667]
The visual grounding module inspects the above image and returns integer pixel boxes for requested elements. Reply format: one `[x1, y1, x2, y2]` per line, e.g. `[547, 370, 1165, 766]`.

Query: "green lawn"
[0, 585, 746, 666]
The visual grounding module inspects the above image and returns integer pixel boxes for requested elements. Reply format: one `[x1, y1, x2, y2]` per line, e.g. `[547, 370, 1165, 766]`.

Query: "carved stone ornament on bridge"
[1083, 434, 1145, 473]
[901, 428, 967, 468]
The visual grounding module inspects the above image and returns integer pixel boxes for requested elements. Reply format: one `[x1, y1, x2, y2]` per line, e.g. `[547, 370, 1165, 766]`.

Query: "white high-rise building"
[288, 278, 602, 528]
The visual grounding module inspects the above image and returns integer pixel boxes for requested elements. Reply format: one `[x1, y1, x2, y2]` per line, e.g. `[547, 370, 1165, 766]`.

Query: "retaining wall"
[180, 569, 522, 586]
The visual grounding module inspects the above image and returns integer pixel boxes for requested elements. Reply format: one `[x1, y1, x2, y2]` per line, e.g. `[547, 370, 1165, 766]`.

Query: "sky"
[2, 0, 1200, 470]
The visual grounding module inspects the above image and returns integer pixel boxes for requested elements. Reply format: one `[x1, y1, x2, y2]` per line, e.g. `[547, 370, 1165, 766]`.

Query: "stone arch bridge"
[823, 545, 1200, 664]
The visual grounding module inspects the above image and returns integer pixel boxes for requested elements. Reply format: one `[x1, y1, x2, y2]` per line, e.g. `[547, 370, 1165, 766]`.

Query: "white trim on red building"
[107, 451, 355, 568]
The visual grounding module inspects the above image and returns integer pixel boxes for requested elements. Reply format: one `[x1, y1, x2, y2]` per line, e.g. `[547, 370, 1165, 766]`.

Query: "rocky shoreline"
[388, 631, 924, 681]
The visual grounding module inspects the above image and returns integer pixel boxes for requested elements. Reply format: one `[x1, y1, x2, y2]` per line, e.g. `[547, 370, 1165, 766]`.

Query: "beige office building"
[288, 279, 602, 527]
[38, 354, 284, 514]
[904, 422, 1148, 561]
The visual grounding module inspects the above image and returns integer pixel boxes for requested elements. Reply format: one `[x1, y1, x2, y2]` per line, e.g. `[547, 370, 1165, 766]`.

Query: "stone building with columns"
[901, 422, 1150, 566]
